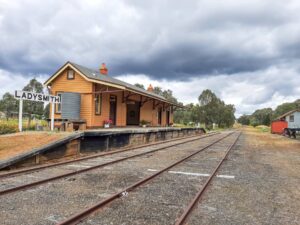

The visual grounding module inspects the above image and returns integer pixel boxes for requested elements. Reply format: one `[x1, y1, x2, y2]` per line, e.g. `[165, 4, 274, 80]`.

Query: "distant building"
[276, 109, 300, 128]
[271, 109, 300, 134]
[44, 62, 181, 128]
[0, 111, 5, 119]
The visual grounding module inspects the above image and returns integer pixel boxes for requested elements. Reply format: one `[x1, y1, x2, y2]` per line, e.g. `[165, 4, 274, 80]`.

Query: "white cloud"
[116, 65, 300, 117]
[0, 69, 46, 97]
[0, 0, 300, 117]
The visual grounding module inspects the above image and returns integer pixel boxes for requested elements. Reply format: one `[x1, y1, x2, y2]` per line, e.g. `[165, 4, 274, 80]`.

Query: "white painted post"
[19, 99, 23, 132]
[51, 102, 55, 131]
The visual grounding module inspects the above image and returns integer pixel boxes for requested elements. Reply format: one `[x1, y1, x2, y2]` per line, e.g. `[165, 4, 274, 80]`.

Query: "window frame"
[95, 93, 102, 115]
[55, 92, 63, 114]
[67, 69, 75, 80]
[289, 115, 294, 122]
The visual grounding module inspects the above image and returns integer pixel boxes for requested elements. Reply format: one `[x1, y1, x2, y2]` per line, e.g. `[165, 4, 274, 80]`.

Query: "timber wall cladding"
[50, 69, 93, 126]
[49, 67, 173, 127]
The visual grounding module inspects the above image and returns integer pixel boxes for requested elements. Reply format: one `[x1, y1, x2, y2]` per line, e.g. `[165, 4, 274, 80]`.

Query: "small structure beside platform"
[271, 109, 300, 138]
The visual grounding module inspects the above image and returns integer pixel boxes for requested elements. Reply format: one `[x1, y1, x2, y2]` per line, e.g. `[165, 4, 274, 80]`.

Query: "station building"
[44, 62, 181, 129]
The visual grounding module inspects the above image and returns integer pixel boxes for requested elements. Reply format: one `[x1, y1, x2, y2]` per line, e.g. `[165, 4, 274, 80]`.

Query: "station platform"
[0, 127, 205, 170]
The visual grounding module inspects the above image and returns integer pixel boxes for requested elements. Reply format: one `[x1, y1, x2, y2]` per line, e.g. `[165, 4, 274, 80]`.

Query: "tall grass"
[0, 119, 48, 135]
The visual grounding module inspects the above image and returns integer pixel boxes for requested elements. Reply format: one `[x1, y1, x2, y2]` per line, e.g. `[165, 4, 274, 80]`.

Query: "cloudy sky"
[1, 0, 300, 116]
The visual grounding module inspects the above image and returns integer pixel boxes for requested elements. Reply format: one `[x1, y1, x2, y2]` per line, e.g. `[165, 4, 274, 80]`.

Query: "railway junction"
[1, 128, 300, 225]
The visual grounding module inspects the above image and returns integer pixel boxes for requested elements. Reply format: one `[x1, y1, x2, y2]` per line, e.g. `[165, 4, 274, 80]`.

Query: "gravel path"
[187, 128, 300, 225]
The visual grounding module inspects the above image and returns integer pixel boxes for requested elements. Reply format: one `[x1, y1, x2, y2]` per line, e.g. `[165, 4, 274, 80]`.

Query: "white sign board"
[14, 90, 61, 132]
[14, 90, 61, 103]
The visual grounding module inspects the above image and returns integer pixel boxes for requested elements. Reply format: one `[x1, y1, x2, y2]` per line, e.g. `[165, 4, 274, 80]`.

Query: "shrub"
[140, 120, 150, 126]
[0, 123, 18, 135]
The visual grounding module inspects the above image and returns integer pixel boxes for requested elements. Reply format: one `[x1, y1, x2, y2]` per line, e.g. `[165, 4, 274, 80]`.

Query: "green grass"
[255, 125, 271, 133]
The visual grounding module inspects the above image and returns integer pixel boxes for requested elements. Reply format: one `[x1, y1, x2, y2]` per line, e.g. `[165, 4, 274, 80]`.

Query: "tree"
[272, 100, 299, 119]
[162, 89, 178, 103]
[43, 103, 50, 119]
[238, 114, 251, 125]
[174, 89, 235, 129]
[151, 86, 178, 103]
[0, 92, 18, 120]
[22, 79, 44, 128]
[251, 108, 273, 126]
[198, 89, 223, 128]
[134, 83, 145, 90]
[153, 86, 163, 96]
[198, 89, 218, 106]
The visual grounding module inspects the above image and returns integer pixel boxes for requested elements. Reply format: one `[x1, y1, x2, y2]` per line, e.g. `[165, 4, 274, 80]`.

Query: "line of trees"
[238, 99, 300, 126]
[0, 79, 48, 127]
[174, 90, 235, 129]
[135, 84, 236, 129]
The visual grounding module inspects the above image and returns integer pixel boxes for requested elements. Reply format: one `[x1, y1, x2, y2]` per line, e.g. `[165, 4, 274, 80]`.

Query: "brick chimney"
[100, 63, 108, 75]
[147, 84, 154, 92]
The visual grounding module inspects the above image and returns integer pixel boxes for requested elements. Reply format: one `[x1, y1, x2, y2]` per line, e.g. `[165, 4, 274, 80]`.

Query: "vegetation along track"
[55, 131, 239, 225]
[0, 132, 219, 195]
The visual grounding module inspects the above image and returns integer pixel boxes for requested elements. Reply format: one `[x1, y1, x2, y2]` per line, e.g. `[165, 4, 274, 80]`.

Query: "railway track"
[0, 132, 216, 179]
[0, 132, 219, 196]
[54, 131, 240, 225]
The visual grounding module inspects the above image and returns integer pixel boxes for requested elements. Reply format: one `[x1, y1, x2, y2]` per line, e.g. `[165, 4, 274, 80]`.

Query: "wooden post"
[19, 99, 23, 132]
[51, 102, 55, 131]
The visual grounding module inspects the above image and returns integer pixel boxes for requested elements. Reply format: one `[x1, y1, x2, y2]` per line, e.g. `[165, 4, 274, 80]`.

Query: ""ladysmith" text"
[14, 90, 61, 103]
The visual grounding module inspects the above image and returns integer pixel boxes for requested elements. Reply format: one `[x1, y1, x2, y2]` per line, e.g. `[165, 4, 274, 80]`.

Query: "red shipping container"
[271, 120, 288, 134]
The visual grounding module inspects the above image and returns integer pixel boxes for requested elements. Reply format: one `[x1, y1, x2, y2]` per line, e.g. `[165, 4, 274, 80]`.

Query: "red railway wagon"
[271, 120, 288, 134]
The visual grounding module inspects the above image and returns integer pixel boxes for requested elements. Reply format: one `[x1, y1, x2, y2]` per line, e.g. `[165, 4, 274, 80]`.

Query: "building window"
[56, 92, 62, 113]
[67, 69, 74, 80]
[95, 93, 102, 115]
[289, 115, 294, 122]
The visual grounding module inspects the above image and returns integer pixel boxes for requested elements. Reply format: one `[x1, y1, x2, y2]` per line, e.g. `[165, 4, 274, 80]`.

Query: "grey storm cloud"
[1, 0, 300, 80]
[1, 0, 300, 116]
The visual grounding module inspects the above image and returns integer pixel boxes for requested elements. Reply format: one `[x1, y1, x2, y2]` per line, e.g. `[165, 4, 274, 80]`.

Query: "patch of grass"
[255, 125, 270, 133]
[0, 122, 18, 135]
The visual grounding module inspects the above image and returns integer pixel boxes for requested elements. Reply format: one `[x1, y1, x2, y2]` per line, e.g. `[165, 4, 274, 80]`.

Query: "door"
[126, 102, 140, 125]
[166, 110, 170, 126]
[109, 95, 117, 125]
[158, 108, 162, 125]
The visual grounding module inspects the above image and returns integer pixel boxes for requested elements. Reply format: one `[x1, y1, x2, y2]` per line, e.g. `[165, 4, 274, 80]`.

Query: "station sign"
[14, 90, 60, 132]
[14, 90, 61, 103]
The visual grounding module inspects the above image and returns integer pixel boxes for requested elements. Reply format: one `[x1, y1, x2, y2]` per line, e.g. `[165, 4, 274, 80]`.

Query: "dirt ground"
[187, 127, 300, 225]
[0, 132, 71, 161]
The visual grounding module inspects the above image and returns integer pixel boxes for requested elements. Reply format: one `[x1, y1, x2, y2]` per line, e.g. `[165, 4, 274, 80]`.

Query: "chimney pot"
[100, 63, 108, 75]
[147, 84, 154, 92]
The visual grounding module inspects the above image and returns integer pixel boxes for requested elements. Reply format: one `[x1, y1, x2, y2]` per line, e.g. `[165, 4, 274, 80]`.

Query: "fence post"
[19, 99, 23, 132]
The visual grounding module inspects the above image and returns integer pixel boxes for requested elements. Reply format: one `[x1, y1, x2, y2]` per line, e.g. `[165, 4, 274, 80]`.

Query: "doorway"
[126, 101, 140, 125]
[109, 95, 117, 125]
[158, 108, 162, 125]
[166, 110, 170, 126]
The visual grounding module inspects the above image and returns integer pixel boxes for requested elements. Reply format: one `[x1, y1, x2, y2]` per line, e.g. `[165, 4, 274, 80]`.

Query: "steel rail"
[56, 132, 235, 225]
[0, 132, 220, 196]
[0, 132, 217, 179]
[174, 132, 241, 225]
